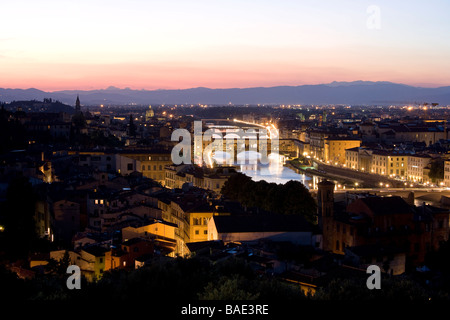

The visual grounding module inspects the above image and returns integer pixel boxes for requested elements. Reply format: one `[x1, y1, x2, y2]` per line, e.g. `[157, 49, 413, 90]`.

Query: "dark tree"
[313, 277, 429, 301]
[0, 176, 38, 259]
[221, 173, 317, 223]
[0, 107, 27, 154]
[429, 160, 444, 182]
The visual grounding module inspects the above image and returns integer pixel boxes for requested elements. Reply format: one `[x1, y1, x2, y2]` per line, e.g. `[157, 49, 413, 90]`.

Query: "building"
[369, 150, 410, 178]
[35, 198, 52, 240]
[70, 150, 171, 185]
[317, 181, 450, 268]
[164, 164, 191, 189]
[105, 238, 154, 271]
[75, 152, 117, 172]
[444, 160, 450, 187]
[278, 139, 300, 159]
[324, 138, 361, 165]
[386, 154, 408, 179]
[50, 245, 108, 282]
[158, 193, 216, 257]
[81, 246, 108, 281]
[52, 199, 81, 245]
[145, 105, 155, 121]
[344, 244, 406, 275]
[358, 121, 377, 142]
[121, 219, 177, 248]
[122, 150, 172, 185]
[317, 180, 335, 251]
[208, 214, 314, 246]
[408, 154, 432, 183]
[393, 125, 445, 147]
[371, 150, 389, 176]
[345, 147, 359, 170]
[164, 164, 236, 195]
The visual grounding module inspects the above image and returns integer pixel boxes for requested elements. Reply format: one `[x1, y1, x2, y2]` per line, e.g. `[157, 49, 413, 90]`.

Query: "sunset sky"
[1, 0, 449, 91]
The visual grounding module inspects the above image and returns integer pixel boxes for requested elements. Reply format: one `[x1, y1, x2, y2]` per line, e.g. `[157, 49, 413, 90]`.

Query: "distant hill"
[2, 98, 75, 114]
[1, 81, 450, 106]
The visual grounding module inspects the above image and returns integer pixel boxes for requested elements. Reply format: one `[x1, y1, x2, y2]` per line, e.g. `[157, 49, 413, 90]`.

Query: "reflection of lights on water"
[239, 158, 320, 188]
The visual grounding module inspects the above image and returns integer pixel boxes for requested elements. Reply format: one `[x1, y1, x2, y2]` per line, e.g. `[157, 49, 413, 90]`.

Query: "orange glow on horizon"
[1, 1, 450, 91]
[1, 60, 448, 92]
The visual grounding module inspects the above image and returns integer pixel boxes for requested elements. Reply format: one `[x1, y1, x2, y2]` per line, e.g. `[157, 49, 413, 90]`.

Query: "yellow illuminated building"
[122, 151, 172, 185]
[158, 197, 219, 257]
[387, 155, 408, 179]
[371, 151, 389, 176]
[324, 138, 361, 165]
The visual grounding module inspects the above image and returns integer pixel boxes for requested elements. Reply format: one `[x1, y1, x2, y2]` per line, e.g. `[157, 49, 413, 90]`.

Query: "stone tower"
[317, 179, 335, 251]
[75, 95, 81, 112]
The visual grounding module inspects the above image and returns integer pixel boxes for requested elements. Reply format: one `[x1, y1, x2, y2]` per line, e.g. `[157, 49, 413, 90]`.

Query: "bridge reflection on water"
[204, 118, 329, 189]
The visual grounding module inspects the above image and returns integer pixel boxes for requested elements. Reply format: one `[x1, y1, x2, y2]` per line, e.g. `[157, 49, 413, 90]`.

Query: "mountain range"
[1, 81, 450, 106]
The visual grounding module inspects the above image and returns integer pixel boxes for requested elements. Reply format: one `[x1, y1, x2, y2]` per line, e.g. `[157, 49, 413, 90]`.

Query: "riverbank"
[286, 161, 356, 186]
[287, 160, 408, 188]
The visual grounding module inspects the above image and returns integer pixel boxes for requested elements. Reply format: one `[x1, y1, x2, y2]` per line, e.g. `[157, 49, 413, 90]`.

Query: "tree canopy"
[429, 160, 444, 182]
[221, 173, 317, 223]
[0, 176, 39, 260]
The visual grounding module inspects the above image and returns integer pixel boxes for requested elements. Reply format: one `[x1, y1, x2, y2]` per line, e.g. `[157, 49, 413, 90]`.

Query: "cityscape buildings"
[1, 2, 450, 316]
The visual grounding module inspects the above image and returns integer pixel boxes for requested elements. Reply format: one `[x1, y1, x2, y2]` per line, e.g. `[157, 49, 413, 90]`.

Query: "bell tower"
[75, 95, 81, 112]
[317, 179, 335, 251]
